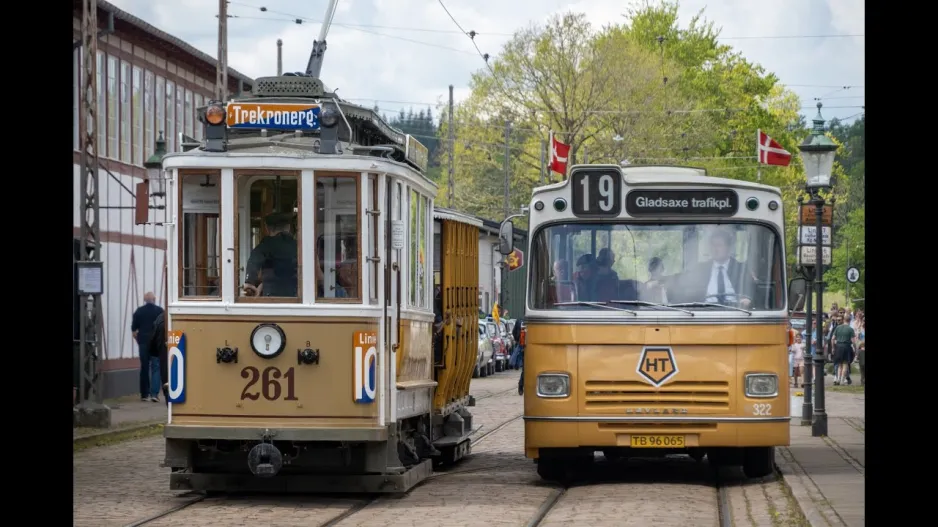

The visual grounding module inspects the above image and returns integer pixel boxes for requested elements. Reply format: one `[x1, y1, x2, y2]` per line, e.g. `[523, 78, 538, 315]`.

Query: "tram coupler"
[247, 442, 283, 478]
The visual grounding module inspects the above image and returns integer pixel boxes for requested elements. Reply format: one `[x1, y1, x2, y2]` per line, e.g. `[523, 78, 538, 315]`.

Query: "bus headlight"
[537, 373, 570, 398]
[745, 374, 778, 398]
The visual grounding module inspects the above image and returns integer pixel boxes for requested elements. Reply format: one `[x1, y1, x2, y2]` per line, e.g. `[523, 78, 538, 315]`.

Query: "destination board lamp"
[143, 132, 167, 197]
[798, 102, 838, 190]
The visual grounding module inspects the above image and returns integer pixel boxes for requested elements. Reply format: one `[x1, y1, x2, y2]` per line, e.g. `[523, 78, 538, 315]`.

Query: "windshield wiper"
[609, 300, 694, 315]
[667, 302, 753, 316]
[554, 301, 637, 315]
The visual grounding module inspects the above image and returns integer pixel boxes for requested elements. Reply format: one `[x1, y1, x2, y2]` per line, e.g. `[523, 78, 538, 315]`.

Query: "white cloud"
[106, 0, 864, 121]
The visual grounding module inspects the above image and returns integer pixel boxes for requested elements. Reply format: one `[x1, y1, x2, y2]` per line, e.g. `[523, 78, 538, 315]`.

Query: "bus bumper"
[523, 416, 790, 459]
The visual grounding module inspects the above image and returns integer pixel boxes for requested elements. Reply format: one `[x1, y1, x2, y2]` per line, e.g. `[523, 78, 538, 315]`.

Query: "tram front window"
[316, 174, 361, 301]
[180, 173, 222, 298]
[530, 223, 785, 311]
[236, 173, 301, 301]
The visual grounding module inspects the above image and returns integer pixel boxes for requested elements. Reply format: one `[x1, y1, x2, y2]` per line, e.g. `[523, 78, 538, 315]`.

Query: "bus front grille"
[584, 380, 731, 411]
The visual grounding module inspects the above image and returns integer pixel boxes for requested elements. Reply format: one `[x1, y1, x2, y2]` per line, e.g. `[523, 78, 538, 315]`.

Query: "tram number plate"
[630, 435, 685, 448]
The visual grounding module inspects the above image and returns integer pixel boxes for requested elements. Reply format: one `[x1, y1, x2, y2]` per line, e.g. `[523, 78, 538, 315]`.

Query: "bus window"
[316, 174, 360, 301]
[179, 173, 221, 298]
[531, 223, 784, 311]
[236, 173, 301, 301]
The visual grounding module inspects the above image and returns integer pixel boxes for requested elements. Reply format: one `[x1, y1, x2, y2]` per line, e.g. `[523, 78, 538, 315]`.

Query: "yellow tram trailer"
[139, 74, 481, 493]
[498, 164, 793, 481]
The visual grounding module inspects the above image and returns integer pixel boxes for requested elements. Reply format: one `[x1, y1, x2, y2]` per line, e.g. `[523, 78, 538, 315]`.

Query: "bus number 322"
[240, 366, 299, 401]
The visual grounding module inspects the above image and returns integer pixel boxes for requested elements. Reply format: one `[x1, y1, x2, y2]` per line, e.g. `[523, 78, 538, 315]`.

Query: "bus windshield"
[530, 222, 785, 312]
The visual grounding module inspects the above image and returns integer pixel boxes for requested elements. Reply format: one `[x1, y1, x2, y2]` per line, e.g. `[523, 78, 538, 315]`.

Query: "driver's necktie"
[717, 266, 726, 304]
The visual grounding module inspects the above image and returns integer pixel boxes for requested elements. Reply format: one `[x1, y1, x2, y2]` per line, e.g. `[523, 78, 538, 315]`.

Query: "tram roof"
[433, 207, 484, 228]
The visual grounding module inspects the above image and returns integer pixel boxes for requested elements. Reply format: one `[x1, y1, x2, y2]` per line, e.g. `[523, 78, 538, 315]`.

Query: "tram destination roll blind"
[625, 189, 738, 216]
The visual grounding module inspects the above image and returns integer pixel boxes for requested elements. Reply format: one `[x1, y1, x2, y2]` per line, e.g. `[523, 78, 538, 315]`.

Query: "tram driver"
[242, 212, 299, 297]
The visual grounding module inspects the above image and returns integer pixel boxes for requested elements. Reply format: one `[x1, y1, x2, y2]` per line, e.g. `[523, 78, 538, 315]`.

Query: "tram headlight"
[204, 105, 226, 125]
[321, 108, 338, 128]
[745, 373, 778, 398]
[537, 373, 570, 398]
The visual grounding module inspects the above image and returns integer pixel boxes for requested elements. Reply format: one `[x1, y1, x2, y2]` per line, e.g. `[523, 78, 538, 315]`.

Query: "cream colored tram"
[139, 75, 479, 493]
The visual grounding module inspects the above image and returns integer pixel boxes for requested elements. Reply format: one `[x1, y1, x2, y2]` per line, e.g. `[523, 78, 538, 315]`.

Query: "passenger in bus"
[549, 259, 574, 303]
[640, 257, 669, 303]
[677, 229, 755, 307]
[592, 248, 619, 302]
[574, 253, 600, 301]
[242, 212, 298, 297]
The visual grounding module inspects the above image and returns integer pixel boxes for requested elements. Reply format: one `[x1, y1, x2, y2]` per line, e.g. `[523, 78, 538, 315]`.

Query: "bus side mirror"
[498, 220, 514, 255]
[134, 182, 150, 225]
[788, 277, 806, 313]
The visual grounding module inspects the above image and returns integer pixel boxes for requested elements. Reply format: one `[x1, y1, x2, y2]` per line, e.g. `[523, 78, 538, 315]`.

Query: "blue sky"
[108, 0, 864, 124]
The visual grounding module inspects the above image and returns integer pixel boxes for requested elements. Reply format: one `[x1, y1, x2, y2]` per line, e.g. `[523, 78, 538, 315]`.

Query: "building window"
[193, 93, 203, 141]
[132, 66, 143, 166]
[96, 51, 106, 153]
[165, 80, 175, 152]
[179, 172, 222, 298]
[107, 55, 118, 159]
[156, 76, 165, 144]
[144, 70, 154, 159]
[184, 88, 193, 138]
[316, 174, 360, 301]
[73, 49, 79, 151]
[236, 173, 302, 302]
[120, 60, 131, 163]
[175, 83, 184, 152]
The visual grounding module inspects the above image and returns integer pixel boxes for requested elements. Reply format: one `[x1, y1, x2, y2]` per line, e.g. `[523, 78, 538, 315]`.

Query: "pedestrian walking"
[856, 341, 865, 386]
[831, 314, 857, 385]
[131, 292, 164, 402]
[147, 311, 170, 405]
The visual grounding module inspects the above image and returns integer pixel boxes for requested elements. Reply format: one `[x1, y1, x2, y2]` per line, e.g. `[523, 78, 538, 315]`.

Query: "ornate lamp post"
[144, 131, 168, 198]
[799, 103, 838, 437]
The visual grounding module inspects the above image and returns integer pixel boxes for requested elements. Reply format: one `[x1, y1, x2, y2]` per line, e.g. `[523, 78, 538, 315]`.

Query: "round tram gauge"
[250, 323, 287, 359]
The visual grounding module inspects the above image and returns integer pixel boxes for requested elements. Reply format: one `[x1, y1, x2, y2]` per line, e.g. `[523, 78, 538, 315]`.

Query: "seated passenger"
[593, 248, 620, 303]
[550, 259, 574, 303]
[640, 257, 669, 303]
[574, 254, 599, 301]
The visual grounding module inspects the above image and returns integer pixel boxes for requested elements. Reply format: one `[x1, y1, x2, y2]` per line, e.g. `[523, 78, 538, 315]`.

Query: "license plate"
[630, 435, 686, 448]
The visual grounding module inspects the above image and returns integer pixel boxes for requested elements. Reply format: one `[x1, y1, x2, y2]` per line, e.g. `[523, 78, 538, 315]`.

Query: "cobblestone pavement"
[74, 370, 809, 526]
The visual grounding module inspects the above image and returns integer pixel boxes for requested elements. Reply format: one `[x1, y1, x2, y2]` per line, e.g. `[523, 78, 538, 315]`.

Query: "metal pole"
[448, 84, 455, 207]
[801, 272, 815, 425]
[503, 120, 511, 219]
[216, 0, 228, 101]
[77, 0, 110, 426]
[812, 196, 828, 437]
[540, 138, 547, 184]
[276, 39, 283, 75]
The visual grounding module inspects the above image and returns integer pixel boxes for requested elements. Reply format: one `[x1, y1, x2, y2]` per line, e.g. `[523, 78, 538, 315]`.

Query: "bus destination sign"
[226, 103, 321, 131]
[626, 189, 739, 216]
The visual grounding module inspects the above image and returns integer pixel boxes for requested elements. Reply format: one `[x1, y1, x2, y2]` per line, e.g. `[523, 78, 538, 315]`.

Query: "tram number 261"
[240, 366, 299, 401]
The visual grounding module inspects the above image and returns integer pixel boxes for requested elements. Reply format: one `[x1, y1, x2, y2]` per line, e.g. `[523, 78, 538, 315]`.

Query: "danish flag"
[549, 131, 571, 175]
[757, 130, 792, 167]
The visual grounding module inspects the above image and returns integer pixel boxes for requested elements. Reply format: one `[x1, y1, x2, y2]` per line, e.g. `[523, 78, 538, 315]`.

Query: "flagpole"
[548, 130, 554, 182]
[757, 168, 762, 181]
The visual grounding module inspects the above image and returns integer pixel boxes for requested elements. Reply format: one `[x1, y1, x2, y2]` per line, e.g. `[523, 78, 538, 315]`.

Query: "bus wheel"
[742, 447, 775, 479]
[537, 458, 570, 483]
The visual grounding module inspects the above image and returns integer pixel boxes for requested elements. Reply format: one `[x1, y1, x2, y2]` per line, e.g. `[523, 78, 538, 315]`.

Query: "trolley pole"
[811, 194, 829, 437]
[276, 38, 283, 75]
[76, 0, 111, 428]
[448, 84, 455, 207]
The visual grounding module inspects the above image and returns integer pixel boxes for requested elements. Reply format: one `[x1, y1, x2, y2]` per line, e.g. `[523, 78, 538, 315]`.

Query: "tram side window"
[316, 175, 360, 301]
[409, 190, 427, 308]
[419, 196, 429, 308]
[237, 173, 301, 300]
[179, 173, 221, 298]
[367, 175, 378, 304]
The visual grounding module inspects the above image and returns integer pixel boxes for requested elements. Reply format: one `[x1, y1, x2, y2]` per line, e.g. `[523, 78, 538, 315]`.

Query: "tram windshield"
[530, 222, 785, 312]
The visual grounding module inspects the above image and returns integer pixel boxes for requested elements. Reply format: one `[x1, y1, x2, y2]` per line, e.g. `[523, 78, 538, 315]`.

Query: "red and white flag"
[757, 129, 792, 166]
[549, 131, 571, 175]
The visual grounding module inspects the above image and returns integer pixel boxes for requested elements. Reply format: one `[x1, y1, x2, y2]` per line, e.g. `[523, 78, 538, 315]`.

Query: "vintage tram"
[136, 73, 481, 493]
[499, 164, 793, 481]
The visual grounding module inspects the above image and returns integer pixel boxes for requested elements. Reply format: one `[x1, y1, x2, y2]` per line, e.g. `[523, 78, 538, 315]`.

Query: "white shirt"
[705, 260, 736, 303]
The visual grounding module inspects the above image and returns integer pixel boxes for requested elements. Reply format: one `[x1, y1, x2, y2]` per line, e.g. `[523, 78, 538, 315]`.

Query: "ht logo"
[645, 357, 671, 372]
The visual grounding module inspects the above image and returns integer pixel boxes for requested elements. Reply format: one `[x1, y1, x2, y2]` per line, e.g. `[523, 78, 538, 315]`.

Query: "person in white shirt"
[664, 229, 756, 307]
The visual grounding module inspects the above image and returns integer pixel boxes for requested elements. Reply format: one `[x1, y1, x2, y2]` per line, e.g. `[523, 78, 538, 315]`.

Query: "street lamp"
[144, 131, 168, 197]
[799, 102, 838, 438]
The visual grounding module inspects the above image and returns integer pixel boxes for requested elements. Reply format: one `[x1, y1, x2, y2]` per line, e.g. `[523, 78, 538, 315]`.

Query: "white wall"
[74, 163, 168, 360]
[478, 232, 501, 313]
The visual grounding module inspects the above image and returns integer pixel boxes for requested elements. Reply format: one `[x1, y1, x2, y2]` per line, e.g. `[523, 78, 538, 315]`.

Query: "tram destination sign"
[226, 103, 321, 131]
[625, 189, 738, 216]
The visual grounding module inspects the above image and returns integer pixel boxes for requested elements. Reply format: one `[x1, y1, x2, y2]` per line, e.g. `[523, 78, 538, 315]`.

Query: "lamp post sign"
[797, 205, 832, 268]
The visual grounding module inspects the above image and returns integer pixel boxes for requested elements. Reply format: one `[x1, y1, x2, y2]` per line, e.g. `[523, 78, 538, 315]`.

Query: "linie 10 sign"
[226, 103, 321, 131]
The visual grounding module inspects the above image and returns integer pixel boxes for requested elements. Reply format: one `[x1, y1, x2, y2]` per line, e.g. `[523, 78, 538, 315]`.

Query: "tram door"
[385, 179, 404, 365]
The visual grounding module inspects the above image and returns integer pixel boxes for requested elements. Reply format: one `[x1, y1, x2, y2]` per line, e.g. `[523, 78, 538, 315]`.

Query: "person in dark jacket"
[511, 319, 525, 395]
[131, 292, 164, 402]
[243, 212, 299, 298]
[147, 312, 169, 405]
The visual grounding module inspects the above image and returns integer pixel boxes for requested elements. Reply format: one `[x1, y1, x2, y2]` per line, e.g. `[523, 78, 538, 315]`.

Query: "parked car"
[483, 320, 508, 373]
[475, 325, 494, 378]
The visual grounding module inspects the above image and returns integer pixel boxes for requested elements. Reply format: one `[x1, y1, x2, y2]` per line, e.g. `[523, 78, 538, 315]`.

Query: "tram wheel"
[742, 447, 776, 479]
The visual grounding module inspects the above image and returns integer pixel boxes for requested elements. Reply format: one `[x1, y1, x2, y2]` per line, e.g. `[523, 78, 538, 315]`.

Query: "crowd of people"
[789, 303, 865, 388]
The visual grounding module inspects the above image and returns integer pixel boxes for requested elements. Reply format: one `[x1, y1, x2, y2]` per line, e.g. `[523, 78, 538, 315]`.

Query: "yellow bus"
[499, 164, 792, 481]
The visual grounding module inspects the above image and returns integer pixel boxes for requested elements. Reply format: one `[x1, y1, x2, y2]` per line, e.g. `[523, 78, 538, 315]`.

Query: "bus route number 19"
[571, 169, 622, 217]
